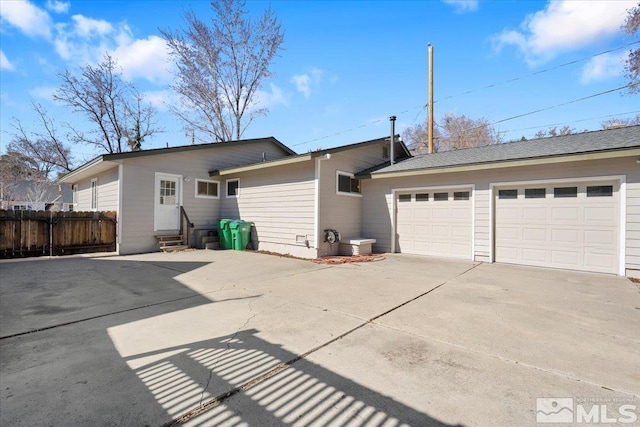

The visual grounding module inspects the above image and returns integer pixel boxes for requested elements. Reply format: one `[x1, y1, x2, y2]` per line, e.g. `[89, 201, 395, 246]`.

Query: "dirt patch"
[312, 254, 386, 264]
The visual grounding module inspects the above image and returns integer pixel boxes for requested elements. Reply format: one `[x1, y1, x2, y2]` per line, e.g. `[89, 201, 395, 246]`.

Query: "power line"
[435, 41, 639, 103]
[291, 41, 639, 149]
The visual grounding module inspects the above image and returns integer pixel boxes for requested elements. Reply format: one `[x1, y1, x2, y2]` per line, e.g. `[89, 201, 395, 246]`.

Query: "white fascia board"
[217, 154, 313, 176]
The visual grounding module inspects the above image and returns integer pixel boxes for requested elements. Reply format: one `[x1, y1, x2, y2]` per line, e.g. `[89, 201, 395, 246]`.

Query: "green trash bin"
[230, 220, 252, 251]
[218, 219, 234, 250]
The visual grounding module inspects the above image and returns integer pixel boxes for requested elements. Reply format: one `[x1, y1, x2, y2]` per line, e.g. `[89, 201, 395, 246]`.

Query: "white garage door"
[495, 180, 620, 274]
[396, 189, 472, 259]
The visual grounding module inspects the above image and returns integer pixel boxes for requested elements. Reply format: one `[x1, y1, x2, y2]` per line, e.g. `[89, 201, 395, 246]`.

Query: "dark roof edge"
[307, 135, 411, 158]
[361, 145, 640, 178]
[103, 136, 295, 161]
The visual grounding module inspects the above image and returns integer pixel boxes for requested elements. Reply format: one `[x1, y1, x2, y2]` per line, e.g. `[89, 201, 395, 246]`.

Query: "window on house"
[454, 191, 469, 201]
[382, 144, 390, 160]
[554, 187, 577, 198]
[398, 194, 411, 202]
[498, 189, 517, 199]
[525, 188, 546, 199]
[416, 193, 429, 201]
[91, 178, 98, 210]
[159, 180, 176, 205]
[587, 185, 613, 197]
[337, 172, 361, 195]
[67, 203, 74, 212]
[226, 179, 239, 197]
[196, 179, 219, 198]
[434, 192, 448, 201]
[13, 204, 28, 211]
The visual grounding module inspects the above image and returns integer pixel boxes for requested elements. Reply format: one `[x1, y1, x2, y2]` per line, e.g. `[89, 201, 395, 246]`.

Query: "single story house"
[60, 125, 640, 277]
[1, 181, 73, 211]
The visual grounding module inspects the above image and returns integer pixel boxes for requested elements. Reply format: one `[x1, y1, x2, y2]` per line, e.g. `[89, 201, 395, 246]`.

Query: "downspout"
[314, 153, 331, 254]
[117, 162, 124, 254]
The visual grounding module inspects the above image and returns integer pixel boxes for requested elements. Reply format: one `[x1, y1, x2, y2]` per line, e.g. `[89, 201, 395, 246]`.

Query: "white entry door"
[395, 188, 473, 259]
[494, 180, 620, 274]
[154, 173, 182, 231]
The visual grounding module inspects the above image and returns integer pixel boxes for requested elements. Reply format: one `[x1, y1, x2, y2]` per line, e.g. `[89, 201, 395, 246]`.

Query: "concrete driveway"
[1, 251, 639, 426]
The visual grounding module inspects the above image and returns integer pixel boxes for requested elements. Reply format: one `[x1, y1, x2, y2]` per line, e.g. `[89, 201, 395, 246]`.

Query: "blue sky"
[1, 0, 638, 166]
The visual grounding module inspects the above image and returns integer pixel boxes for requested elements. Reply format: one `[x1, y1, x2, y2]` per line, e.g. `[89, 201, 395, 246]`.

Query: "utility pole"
[428, 43, 434, 154]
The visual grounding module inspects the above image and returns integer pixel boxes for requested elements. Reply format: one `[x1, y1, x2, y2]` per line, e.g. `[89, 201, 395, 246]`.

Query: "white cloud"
[0, 0, 52, 38]
[45, 0, 70, 14]
[580, 52, 626, 84]
[493, 0, 635, 65]
[291, 67, 332, 99]
[71, 14, 113, 37]
[142, 90, 175, 112]
[28, 85, 57, 101]
[254, 83, 289, 109]
[442, 0, 478, 13]
[291, 74, 311, 98]
[0, 50, 15, 71]
[110, 35, 172, 84]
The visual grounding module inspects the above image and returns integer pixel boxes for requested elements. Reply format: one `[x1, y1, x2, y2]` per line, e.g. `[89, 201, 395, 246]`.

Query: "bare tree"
[162, 0, 284, 142]
[534, 125, 577, 139]
[54, 53, 160, 154]
[601, 115, 640, 129]
[8, 100, 73, 179]
[624, 2, 640, 93]
[403, 113, 501, 154]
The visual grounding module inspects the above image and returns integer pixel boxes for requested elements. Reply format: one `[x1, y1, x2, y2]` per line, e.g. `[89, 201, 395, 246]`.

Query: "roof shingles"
[364, 125, 640, 176]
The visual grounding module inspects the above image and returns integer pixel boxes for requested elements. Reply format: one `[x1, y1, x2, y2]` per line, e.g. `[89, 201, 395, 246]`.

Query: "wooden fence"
[0, 210, 117, 259]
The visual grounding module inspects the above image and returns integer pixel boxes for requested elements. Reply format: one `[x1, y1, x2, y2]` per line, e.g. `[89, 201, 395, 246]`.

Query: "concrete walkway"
[1, 250, 639, 426]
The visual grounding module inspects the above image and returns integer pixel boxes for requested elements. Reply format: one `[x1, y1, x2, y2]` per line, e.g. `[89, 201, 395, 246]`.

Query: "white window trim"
[195, 179, 220, 199]
[226, 178, 240, 198]
[91, 177, 98, 211]
[335, 170, 362, 197]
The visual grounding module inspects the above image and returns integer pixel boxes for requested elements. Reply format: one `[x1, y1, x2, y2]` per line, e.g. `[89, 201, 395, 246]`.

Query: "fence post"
[49, 209, 53, 258]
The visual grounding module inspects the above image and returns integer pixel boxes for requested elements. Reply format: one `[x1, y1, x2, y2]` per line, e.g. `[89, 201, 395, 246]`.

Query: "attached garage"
[394, 187, 473, 259]
[493, 178, 622, 274]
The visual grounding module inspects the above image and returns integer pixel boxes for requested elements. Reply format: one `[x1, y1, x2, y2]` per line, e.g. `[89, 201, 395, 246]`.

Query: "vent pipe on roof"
[389, 116, 396, 165]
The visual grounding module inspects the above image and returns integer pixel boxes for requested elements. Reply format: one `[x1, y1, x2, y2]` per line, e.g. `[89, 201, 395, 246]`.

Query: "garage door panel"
[584, 229, 616, 245]
[551, 207, 580, 221]
[495, 180, 619, 274]
[551, 250, 580, 266]
[523, 228, 548, 241]
[584, 206, 615, 221]
[522, 248, 547, 262]
[396, 189, 472, 259]
[523, 207, 548, 220]
[551, 228, 579, 243]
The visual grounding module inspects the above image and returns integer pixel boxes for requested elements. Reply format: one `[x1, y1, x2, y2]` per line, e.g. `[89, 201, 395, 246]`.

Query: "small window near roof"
[525, 188, 545, 199]
[416, 193, 429, 201]
[382, 144, 390, 160]
[227, 179, 239, 197]
[454, 191, 469, 201]
[587, 185, 613, 197]
[337, 172, 361, 195]
[554, 187, 577, 198]
[196, 179, 219, 198]
[498, 189, 517, 199]
[434, 192, 448, 201]
[398, 194, 411, 202]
